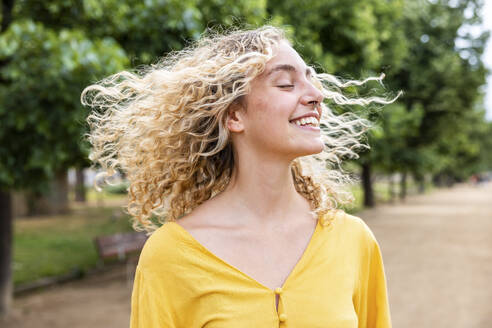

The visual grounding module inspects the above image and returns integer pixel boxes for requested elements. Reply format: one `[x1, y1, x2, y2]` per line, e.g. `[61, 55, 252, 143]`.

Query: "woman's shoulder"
[324, 210, 378, 245]
[137, 222, 182, 271]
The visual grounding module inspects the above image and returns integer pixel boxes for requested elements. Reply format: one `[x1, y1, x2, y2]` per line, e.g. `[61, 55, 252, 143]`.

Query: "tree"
[16, 0, 268, 64]
[369, 103, 427, 200]
[267, 0, 407, 75]
[0, 3, 128, 314]
[432, 107, 490, 184]
[389, 0, 489, 190]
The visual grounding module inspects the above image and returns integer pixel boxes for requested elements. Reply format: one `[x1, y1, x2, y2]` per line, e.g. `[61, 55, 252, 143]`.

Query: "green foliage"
[267, 0, 407, 75]
[370, 103, 425, 172]
[15, 0, 268, 64]
[432, 108, 491, 180]
[479, 121, 492, 170]
[0, 19, 128, 191]
[374, 0, 489, 183]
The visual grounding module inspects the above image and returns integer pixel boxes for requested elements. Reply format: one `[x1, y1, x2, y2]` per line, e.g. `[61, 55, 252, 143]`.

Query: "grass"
[85, 187, 130, 203]
[13, 204, 134, 287]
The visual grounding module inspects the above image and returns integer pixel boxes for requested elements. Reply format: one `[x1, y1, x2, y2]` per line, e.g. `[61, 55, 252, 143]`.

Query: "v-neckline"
[169, 217, 322, 293]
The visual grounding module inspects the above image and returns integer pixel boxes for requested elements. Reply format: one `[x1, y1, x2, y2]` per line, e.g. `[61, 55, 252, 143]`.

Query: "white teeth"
[291, 116, 319, 127]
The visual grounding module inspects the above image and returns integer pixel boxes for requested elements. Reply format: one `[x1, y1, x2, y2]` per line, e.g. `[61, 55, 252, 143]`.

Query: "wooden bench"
[94, 232, 149, 285]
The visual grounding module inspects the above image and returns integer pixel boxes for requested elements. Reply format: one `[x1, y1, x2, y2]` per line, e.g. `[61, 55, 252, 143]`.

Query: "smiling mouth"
[289, 116, 320, 129]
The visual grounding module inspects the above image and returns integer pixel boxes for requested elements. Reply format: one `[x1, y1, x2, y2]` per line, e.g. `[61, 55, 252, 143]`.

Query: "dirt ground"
[362, 181, 492, 328]
[2, 181, 491, 328]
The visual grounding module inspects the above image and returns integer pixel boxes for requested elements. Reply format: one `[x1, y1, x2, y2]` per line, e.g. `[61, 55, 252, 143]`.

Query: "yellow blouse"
[130, 211, 392, 327]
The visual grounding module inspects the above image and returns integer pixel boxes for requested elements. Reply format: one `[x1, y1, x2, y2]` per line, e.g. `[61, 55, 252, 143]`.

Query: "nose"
[300, 80, 324, 111]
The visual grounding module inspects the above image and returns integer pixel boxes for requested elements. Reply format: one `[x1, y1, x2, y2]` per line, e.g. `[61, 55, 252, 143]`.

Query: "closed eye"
[277, 85, 294, 89]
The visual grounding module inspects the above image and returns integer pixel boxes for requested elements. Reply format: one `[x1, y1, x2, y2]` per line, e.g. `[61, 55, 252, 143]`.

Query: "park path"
[361, 181, 492, 328]
[2, 181, 491, 328]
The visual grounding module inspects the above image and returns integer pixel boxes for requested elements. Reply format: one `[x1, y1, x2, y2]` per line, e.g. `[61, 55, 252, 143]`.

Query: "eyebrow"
[266, 64, 312, 77]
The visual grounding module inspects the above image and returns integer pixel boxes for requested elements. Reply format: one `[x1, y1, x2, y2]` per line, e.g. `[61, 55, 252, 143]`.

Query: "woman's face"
[229, 40, 324, 161]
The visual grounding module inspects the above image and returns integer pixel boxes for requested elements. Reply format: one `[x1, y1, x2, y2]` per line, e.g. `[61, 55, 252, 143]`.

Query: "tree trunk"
[388, 174, 395, 203]
[432, 173, 443, 187]
[362, 162, 375, 208]
[27, 170, 70, 216]
[416, 174, 426, 194]
[400, 171, 407, 201]
[52, 170, 69, 214]
[1, 0, 15, 33]
[0, 191, 12, 316]
[74, 168, 86, 202]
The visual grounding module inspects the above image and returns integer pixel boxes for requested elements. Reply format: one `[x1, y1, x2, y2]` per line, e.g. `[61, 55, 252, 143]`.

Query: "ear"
[226, 103, 245, 133]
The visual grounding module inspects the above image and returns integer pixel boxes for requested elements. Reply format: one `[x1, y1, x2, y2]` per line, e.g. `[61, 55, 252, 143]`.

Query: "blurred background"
[0, 0, 491, 327]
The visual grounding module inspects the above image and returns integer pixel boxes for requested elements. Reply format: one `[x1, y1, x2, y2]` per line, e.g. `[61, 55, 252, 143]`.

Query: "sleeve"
[130, 265, 177, 328]
[353, 228, 392, 328]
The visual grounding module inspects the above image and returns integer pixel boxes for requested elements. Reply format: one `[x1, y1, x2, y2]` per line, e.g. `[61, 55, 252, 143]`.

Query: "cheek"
[248, 92, 291, 122]
[247, 100, 287, 135]
[242, 87, 297, 146]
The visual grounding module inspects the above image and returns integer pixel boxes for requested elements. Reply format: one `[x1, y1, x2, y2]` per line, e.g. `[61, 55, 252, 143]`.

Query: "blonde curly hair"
[82, 25, 395, 233]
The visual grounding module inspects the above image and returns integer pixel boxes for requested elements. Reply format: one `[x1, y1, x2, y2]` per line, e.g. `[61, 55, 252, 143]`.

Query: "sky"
[483, 0, 492, 120]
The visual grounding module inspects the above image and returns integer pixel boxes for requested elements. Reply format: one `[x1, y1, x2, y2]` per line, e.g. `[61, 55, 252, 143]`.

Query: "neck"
[217, 148, 309, 227]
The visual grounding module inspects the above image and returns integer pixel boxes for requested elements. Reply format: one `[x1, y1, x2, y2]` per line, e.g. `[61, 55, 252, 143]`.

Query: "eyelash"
[278, 85, 294, 88]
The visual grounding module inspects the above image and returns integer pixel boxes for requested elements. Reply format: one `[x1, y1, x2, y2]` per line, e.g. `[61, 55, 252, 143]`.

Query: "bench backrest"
[94, 232, 148, 261]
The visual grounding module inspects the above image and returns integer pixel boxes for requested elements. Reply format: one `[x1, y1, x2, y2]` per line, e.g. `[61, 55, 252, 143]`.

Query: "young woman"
[83, 26, 394, 327]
